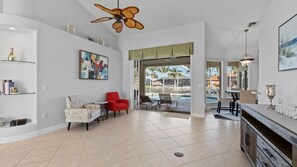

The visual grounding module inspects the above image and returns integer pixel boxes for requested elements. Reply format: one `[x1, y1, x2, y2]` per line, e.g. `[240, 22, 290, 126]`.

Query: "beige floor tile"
[162, 129, 184, 137]
[111, 157, 142, 167]
[132, 141, 159, 156]
[200, 155, 238, 167]
[153, 138, 180, 151]
[127, 133, 151, 144]
[0, 109, 253, 167]
[142, 125, 160, 132]
[0, 143, 12, 154]
[183, 143, 217, 160]
[220, 150, 252, 167]
[16, 161, 48, 167]
[140, 152, 173, 167]
[108, 144, 137, 163]
[178, 160, 204, 167]
[48, 155, 81, 167]
[162, 147, 198, 167]
[146, 130, 168, 140]
[0, 151, 28, 167]
[18, 147, 56, 165]
[79, 151, 110, 167]
[171, 135, 197, 146]
[202, 140, 236, 154]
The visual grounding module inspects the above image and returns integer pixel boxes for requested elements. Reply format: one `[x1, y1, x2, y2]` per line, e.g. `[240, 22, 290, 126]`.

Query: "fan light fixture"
[240, 29, 254, 67]
[91, 0, 144, 33]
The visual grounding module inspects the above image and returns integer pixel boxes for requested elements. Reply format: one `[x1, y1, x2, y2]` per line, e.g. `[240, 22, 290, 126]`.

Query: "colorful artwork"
[279, 14, 297, 71]
[79, 50, 108, 80]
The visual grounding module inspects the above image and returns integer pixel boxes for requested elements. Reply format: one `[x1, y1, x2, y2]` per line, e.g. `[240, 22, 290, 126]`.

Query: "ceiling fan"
[91, 0, 144, 33]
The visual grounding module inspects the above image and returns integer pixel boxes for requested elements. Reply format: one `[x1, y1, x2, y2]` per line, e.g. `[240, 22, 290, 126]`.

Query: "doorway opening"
[134, 57, 191, 113]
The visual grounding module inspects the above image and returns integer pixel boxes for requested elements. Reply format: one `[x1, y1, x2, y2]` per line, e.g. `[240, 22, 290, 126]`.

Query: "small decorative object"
[278, 14, 297, 71]
[85, 36, 94, 42]
[79, 50, 109, 80]
[10, 118, 27, 127]
[7, 48, 16, 61]
[67, 22, 76, 34]
[276, 104, 297, 119]
[0, 117, 6, 127]
[96, 36, 105, 45]
[265, 85, 276, 110]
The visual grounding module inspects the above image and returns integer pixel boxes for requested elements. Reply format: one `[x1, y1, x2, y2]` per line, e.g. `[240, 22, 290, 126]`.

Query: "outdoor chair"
[158, 93, 177, 111]
[139, 95, 157, 110]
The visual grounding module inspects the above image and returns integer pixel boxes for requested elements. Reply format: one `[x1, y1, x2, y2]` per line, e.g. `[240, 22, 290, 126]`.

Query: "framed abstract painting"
[79, 50, 109, 80]
[278, 14, 297, 71]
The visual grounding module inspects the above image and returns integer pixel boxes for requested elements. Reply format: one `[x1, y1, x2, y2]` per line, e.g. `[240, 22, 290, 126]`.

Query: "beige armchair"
[65, 96, 101, 130]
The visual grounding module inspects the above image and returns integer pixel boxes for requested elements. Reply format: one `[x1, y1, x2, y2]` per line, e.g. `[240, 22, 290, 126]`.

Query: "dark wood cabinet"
[241, 104, 297, 167]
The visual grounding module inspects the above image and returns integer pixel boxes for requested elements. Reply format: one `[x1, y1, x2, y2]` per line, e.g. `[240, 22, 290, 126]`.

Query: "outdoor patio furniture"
[140, 95, 157, 110]
[158, 93, 177, 111]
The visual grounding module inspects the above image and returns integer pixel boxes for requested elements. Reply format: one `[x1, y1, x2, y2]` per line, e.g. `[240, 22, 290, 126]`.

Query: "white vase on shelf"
[96, 36, 105, 46]
[67, 22, 76, 34]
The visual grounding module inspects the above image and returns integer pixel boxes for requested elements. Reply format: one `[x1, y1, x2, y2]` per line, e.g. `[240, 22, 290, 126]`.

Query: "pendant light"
[240, 29, 254, 67]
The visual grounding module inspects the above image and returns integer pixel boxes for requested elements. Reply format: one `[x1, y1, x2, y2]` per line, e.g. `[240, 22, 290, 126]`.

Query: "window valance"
[129, 42, 193, 60]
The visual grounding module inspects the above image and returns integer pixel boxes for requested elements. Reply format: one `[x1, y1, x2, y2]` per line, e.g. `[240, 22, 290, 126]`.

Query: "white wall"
[0, 0, 3, 13]
[0, 14, 122, 140]
[2, 0, 118, 50]
[258, 0, 297, 106]
[118, 22, 206, 117]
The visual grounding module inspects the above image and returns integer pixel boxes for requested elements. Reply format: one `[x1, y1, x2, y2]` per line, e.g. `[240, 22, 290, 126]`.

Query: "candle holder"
[265, 85, 276, 110]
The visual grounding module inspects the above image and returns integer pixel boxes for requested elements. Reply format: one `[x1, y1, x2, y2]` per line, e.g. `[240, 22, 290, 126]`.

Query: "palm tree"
[168, 67, 183, 88]
[147, 67, 157, 93]
[157, 66, 170, 93]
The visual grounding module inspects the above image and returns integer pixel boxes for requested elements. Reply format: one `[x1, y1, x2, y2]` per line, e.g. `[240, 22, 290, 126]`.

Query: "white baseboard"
[0, 123, 67, 144]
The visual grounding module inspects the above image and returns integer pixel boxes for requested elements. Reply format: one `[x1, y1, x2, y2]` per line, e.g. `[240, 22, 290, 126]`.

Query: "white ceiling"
[78, 0, 271, 50]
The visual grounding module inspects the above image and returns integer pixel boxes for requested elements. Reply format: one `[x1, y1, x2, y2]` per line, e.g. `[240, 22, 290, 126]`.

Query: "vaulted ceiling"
[78, 0, 271, 51]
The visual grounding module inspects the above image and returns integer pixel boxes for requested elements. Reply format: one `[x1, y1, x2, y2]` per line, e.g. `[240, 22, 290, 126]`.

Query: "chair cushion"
[115, 103, 128, 111]
[66, 96, 83, 109]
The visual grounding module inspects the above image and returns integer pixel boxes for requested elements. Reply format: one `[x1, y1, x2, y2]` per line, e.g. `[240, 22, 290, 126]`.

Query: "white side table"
[93, 101, 109, 119]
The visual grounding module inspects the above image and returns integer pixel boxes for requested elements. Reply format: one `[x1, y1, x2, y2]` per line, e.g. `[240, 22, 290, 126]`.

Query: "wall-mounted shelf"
[0, 92, 36, 96]
[0, 60, 36, 64]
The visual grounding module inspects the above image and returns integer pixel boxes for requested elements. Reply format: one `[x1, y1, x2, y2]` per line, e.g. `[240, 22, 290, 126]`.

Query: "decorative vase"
[7, 48, 16, 61]
[0, 117, 6, 127]
[265, 85, 276, 110]
[67, 22, 75, 34]
[96, 36, 105, 45]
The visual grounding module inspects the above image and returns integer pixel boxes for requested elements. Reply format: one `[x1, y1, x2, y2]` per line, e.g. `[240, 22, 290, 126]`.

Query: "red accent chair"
[106, 92, 129, 117]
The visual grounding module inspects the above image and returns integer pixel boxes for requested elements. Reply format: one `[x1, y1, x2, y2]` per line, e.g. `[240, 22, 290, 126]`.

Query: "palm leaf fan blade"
[134, 20, 144, 30]
[122, 10, 134, 19]
[94, 4, 116, 15]
[122, 6, 139, 14]
[124, 19, 136, 28]
[91, 17, 114, 23]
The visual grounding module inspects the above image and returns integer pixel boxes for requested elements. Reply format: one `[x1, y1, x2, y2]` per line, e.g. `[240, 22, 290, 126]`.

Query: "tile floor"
[0, 110, 252, 167]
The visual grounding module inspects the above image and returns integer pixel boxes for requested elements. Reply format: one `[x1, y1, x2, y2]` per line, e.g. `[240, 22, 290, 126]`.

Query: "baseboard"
[0, 123, 67, 144]
[191, 113, 205, 118]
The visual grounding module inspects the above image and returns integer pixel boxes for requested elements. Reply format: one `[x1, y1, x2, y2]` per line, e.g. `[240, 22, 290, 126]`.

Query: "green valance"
[129, 42, 193, 60]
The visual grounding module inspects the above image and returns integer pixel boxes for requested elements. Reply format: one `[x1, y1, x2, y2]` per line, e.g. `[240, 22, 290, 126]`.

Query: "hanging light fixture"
[240, 29, 254, 67]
